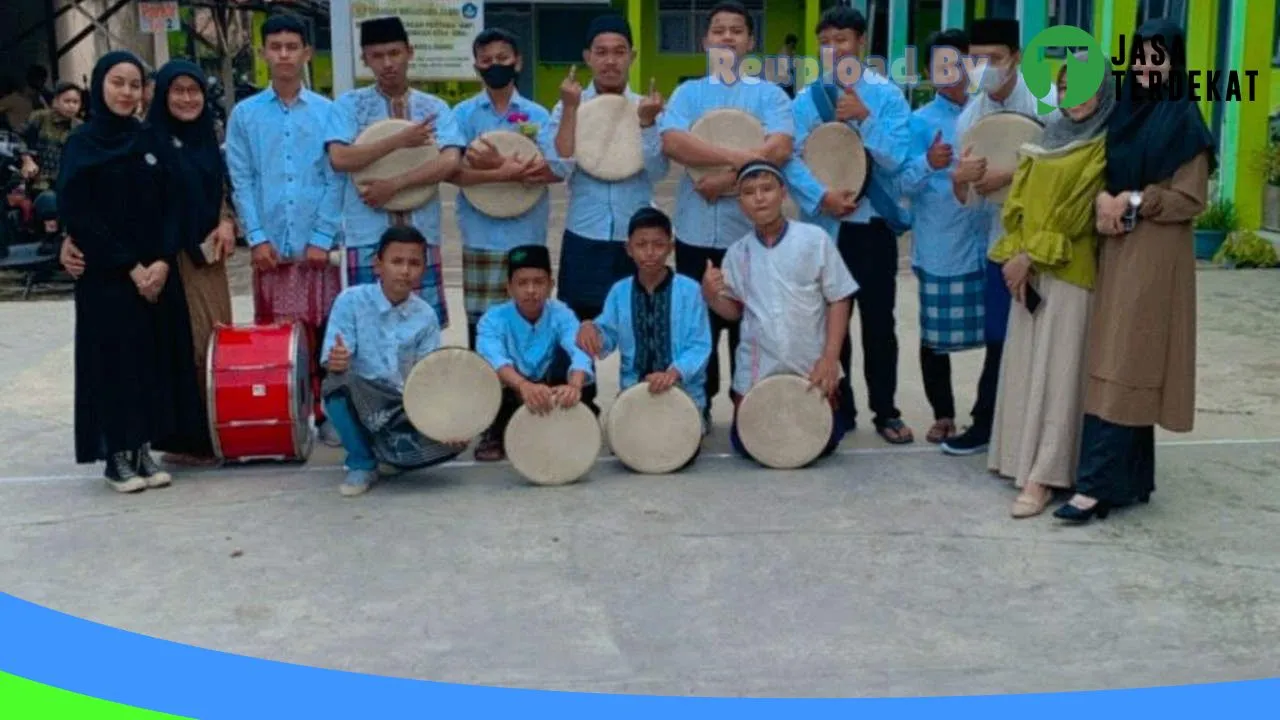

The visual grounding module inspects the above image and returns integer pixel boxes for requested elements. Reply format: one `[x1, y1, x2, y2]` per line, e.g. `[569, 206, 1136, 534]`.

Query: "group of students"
[57, 3, 1211, 527]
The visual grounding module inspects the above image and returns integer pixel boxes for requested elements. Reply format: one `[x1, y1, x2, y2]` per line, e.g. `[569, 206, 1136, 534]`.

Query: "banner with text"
[351, 0, 484, 82]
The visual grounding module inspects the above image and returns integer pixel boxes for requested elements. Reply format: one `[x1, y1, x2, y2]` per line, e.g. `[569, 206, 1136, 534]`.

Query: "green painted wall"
[1226, 0, 1275, 229]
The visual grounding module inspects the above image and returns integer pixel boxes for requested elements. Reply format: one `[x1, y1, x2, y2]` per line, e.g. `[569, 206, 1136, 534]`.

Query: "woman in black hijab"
[58, 51, 207, 493]
[1056, 20, 1215, 523]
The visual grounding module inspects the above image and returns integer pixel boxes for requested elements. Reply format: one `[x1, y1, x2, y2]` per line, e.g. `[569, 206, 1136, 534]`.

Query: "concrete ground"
[2, 179, 1280, 698]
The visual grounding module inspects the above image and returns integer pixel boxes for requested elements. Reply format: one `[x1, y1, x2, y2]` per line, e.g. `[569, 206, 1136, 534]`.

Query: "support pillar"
[628, 0, 644, 93]
[1017, 0, 1047, 49]
[888, 0, 909, 74]
[330, 0, 354, 95]
[942, 0, 966, 31]
[1221, 0, 1273, 228]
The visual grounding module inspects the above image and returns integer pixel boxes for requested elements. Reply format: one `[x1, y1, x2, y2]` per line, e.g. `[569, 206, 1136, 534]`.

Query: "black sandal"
[876, 418, 915, 445]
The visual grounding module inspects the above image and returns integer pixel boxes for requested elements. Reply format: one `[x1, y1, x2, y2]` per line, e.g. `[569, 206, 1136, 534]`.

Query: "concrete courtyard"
[1, 179, 1279, 698]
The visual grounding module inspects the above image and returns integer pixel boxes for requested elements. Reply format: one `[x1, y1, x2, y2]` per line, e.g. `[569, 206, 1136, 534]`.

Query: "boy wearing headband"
[659, 0, 795, 427]
[544, 14, 669, 413]
[320, 227, 467, 497]
[576, 207, 713, 436]
[475, 244, 596, 462]
[326, 15, 465, 329]
[702, 162, 858, 464]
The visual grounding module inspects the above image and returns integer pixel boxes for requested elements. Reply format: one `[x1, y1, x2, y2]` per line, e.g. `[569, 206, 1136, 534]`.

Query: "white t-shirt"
[721, 221, 860, 396]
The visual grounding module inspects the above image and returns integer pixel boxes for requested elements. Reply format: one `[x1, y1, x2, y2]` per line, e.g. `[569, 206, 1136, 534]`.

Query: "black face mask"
[477, 63, 517, 89]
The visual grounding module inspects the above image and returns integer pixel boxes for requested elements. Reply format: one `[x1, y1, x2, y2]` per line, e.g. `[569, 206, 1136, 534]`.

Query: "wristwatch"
[1129, 192, 1143, 212]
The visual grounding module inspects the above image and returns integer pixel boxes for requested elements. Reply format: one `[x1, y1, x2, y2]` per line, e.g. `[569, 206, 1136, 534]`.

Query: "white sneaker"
[339, 469, 375, 497]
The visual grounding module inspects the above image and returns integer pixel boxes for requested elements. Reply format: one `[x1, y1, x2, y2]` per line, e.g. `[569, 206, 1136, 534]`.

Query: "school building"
[266, 0, 1275, 228]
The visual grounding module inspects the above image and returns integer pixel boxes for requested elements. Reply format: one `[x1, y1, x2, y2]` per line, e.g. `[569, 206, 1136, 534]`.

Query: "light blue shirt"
[784, 74, 912, 238]
[476, 298, 594, 383]
[658, 77, 794, 249]
[319, 283, 442, 392]
[541, 84, 669, 241]
[898, 95, 989, 277]
[593, 273, 712, 410]
[324, 86, 465, 248]
[452, 91, 552, 251]
[224, 87, 343, 256]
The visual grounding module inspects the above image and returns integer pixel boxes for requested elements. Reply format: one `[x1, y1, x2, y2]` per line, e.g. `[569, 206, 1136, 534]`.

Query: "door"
[484, 4, 535, 100]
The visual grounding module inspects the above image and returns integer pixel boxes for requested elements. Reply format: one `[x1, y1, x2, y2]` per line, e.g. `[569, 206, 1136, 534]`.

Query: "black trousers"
[919, 341, 1002, 427]
[674, 239, 738, 415]
[562, 300, 603, 410]
[834, 219, 902, 429]
[488, 346, 600, 440]
[1075, 414, 1155, 505]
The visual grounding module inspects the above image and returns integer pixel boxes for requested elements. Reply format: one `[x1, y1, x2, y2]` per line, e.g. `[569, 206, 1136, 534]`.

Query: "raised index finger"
[567, 64, 577, 80]
[649, 76, 657, 95]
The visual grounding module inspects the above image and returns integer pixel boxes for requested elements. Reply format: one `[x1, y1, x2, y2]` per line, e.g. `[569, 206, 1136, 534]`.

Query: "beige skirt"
[178, 251, 233, 405]
[988, 273, 1092, 489]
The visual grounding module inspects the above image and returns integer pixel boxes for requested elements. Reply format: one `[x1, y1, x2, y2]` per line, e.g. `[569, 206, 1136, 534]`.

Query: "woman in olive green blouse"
[985, 50, 1116, 519]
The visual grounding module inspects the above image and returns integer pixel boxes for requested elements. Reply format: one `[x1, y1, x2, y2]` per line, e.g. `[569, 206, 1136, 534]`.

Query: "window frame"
[656, 0, 766, 55]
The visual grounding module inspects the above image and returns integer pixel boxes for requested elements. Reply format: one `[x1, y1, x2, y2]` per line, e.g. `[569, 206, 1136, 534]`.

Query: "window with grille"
[1136, 0, 1188, 27]
[1045, 0, 1094, 57]
[658, 0, 766, 54]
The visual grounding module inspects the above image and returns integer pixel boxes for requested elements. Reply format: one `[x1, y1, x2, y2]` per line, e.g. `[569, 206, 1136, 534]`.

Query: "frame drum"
[735, 374, 833, 469]
[575, 93, 644, 181]
[687, 108, 765, 189]
[403, 347, 502, 442]
[459, 130, 547, 219]
[351, 119, 441, 211]
[604, 382, 702, 474]
[803, 122, 870, 200]
[504, 402, 602, 486]
[960, 111, 1045, 204]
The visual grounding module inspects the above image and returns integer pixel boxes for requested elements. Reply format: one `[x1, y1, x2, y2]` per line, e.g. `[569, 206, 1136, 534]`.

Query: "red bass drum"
[207, 323, 314, 463]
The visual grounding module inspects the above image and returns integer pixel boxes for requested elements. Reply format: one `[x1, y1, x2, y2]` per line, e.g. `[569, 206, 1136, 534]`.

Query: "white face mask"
[977, 61, 1008, 92]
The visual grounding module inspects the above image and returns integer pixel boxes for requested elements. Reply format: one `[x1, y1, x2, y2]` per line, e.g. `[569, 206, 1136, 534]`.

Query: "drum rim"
[205, 326, 223, 461]
[506, 402, 602, 485]
[402, 346, 502, 441]
[736, 373, 834, 469]
[605, 382, 702, 474]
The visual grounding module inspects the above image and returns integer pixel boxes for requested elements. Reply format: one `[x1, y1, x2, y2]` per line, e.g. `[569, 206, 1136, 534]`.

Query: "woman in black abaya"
[59, 51, 207, 493]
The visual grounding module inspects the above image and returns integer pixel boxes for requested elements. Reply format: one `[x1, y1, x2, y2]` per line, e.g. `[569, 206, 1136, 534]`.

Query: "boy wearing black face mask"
[449, 28, 560, 462]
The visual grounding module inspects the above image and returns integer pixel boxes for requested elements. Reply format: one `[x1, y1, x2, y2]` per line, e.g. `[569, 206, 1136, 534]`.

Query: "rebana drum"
[505, 402, 601, 486]
[206, 323, 313, 463]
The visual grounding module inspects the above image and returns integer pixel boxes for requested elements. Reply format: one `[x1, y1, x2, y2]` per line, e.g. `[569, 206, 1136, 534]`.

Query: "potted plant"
[1194, 198, 1237, 260]
[1211, 229, 1280, 268]
[1261, 139, 1280, 230]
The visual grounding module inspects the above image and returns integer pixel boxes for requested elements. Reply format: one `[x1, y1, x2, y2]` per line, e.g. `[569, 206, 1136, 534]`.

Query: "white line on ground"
[1, 437, 1277, 486]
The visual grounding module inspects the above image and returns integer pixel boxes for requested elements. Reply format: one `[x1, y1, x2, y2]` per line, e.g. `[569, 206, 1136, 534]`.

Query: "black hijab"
[146, 59, 226, 253]
[55, 51, 146, 197]
[1104, 19, 1217, 194]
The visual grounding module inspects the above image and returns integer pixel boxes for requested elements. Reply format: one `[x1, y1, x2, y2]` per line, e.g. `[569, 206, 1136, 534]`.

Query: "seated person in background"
[320, 226, 467, 498]
[576, 207, 713, 434]
[475, 244, 595, 462]
[702, 161, 859, 463]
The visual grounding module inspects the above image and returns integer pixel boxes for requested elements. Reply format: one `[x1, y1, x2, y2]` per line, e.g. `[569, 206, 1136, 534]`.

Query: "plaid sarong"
[346, 244, 449, 328]
[915, 266, 986, 353]
[320, 372, 460, 470]
[462, 247, 510, 323]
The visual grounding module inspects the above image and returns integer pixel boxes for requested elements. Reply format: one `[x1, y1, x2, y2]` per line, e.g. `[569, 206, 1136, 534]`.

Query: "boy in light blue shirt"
[320, 227, 467, 497]
[576, 208, 714, 442]
[474, 245, 595, 462]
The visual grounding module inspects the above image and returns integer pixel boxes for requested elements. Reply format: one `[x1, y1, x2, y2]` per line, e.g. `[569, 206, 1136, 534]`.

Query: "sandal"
[876, 418, 915, 445]
[474, 436, 505, 462]
[925, 418, 956, 444]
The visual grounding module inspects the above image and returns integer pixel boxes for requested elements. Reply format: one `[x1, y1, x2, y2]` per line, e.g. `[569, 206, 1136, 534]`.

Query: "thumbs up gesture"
[327, 333, 351, 373]
[701, 258, 726, 299]
[560, 64, 583, 109]
[835, 83, 870, 123]
[926, 129, 954, 170]
[953, 145, 988, 184]
[637, 76, 664, 128]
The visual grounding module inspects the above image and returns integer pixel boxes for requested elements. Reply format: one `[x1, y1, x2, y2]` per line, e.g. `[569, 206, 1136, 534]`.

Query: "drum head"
[687, 108, 765, 185]
[960, 111, 1045, 203]
[460, 130, 547, 219]
[505, 402, 601, 486]
[736, 374, 834, 469]
[804, 122, 870, 200]
[575, 94, 644, 181]
[403, 347, 502, 442]
[605, 383, 702, 474]
[352, 119, 441, 211]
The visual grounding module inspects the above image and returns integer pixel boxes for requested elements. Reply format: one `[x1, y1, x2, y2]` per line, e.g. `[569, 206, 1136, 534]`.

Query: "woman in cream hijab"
[985, 50, 1116, 518]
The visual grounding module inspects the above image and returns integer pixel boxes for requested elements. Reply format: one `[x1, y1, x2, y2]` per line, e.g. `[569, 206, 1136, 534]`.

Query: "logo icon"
[462, 3, 478, 20]
[1021, 25, 1107, 115]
